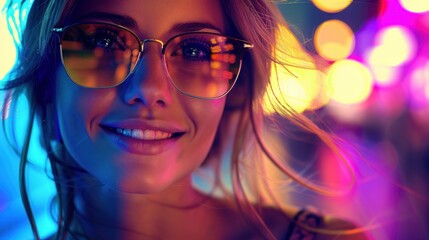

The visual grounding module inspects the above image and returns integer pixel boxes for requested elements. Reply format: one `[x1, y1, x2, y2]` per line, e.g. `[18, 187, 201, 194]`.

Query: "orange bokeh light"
[314, 20, 355, 61]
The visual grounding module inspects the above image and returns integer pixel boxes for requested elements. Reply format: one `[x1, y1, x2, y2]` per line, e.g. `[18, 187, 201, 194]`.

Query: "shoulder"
[284, 208, 369, 240]
[256, 206, 369, 240]
[204, 197, 369, 240]
[202, 198, 295, 239]
[317, 216, 369, 240]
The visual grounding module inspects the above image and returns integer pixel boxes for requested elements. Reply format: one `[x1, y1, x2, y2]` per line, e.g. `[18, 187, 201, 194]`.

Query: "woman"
[2, 0, 367, 239]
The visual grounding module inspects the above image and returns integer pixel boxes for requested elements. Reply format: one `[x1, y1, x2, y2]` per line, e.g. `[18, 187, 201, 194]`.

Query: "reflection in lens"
[61, 26, 249, 96]
[164, 33, 242, 98]
[61, 23, 140, 88]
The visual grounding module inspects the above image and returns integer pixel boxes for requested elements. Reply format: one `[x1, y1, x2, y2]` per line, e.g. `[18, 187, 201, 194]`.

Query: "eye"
[171, 37, 212, 62]
[84, 29, 127, 51]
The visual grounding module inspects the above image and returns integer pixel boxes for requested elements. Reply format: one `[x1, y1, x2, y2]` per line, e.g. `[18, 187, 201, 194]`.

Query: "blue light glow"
[1, 1, 56, 238]
[0, 0, 17, 80]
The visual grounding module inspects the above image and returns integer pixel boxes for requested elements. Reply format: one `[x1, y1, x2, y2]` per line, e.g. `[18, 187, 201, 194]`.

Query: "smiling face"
[55, 0, 227, 193]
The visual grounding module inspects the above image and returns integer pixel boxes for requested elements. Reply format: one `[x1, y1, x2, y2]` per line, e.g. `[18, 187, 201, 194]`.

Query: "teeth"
[131, 129, 144, 139]
[123, 129, 132, 137]
[116, 128, 173, 140]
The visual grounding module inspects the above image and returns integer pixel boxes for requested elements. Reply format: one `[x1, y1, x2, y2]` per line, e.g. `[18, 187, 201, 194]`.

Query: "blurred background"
[1, 0, 429, 239]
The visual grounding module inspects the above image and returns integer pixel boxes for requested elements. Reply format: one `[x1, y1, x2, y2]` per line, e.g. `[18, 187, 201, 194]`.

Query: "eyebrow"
[74, 12, 138, 28]
[72, 12, 223, 34]
[170, 22, 223, 34]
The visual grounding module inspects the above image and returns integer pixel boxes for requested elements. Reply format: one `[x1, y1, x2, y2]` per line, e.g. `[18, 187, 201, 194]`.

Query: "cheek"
[182, 98, 226, 156]
[55, 69, 116, 167]
[190, 98, 225, 130]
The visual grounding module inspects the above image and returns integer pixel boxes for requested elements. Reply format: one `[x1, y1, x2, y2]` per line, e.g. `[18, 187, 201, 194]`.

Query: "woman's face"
[55, 0, 226, 193]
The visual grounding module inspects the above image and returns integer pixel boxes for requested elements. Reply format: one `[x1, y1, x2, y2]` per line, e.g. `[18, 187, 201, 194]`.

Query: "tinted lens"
[60, 23, 140, 88]
[164, 33, 245, 98]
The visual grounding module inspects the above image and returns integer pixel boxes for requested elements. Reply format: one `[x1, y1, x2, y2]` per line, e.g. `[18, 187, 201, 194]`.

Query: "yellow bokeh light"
[263, 24, 329, 115]
[278, 78, 309, 114]
[327, 60, 373, 104]
[399, 0, 429, 13]
[301, 70, 330, 111]
[314, 20, 355, 61]
[263, 62, 329, 114]
[0, 11, 17, 80]
[312, 0, 352, 13]
[367, 26, 416, 67]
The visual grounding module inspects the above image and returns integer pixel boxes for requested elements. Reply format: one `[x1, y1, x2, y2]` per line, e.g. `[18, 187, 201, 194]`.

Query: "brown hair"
[2, 0, 356, 239]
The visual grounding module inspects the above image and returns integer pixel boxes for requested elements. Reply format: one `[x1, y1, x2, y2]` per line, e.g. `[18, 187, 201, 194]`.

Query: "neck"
[73, 176, 215, 239]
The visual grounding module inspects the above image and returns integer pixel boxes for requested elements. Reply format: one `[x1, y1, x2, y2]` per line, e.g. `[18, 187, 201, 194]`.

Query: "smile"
[100, 124, 185, 155]
[115, 128, 173, 140]
[100, 123, 185, 141]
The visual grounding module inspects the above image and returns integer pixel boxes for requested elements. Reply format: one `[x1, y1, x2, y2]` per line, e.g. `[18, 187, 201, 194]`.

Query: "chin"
[114, 184, 169, 195]
[107, 174, 178, 195]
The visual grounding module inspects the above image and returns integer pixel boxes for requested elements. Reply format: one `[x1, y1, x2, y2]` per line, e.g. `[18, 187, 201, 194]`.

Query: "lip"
[99, 119, 186, 155]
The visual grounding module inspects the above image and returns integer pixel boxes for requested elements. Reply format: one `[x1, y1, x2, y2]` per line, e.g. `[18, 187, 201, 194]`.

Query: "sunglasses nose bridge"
[140, 39, 164, 53]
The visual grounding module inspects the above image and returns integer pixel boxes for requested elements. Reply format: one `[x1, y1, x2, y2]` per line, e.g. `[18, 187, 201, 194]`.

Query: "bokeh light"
[264, 63, 323, 114]
[0, 7, 17, 80]
[312, 0, 352, 13]
[263, 57, 331, 113]
[370, 65, 400, 86]
[271, 69, 310, 114]
[263, 24, 328, 114]
[366, 26, 417, 67]
[327, 59, 374, 104]
[366, 25, 417, 86]
[399, 0, 429, 13]
[314, 19, 355, 61]
[409, 60, 429, 107]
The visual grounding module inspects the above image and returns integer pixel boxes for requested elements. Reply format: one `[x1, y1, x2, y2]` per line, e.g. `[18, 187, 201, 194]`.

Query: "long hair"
[216, 1, 355, 239]
[3, 1, 80, 239]
[2, 0, 356, 239]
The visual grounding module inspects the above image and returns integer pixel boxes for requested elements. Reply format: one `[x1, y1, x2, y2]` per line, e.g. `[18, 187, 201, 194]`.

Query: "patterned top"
[284, 209, 323, 240]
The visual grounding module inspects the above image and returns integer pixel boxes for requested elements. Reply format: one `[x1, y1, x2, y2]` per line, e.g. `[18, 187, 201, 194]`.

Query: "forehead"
[67, 0, 226, 36]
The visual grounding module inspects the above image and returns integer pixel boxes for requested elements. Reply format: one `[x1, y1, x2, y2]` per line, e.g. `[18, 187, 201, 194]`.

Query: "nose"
[121, 42, 173, 108]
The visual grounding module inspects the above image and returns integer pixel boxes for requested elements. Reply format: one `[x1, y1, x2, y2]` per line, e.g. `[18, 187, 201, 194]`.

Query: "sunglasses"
[51, 22, 253, 99]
